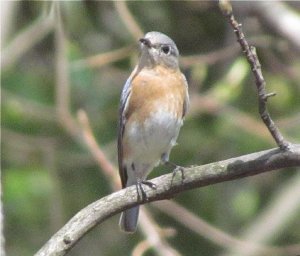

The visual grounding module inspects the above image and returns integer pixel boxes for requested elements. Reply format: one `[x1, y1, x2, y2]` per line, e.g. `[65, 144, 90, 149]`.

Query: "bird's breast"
[122, 66, 187, 161]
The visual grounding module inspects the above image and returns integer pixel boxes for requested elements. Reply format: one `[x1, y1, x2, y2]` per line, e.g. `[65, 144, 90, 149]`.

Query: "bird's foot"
[164, 161, 185, 185]
[136, 180, 156, 201]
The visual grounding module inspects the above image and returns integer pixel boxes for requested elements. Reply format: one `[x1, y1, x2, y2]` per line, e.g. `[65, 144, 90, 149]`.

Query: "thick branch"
[253, 1, 300, 52]
[35, 145, 300, 256]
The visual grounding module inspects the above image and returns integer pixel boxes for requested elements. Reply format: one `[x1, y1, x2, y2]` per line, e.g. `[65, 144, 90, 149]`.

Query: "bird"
[118, 31, 189, 233]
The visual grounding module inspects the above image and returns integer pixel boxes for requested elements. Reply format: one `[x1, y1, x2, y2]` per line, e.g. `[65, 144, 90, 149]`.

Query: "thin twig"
[54, 2, 81, 140]
[277, 113, 300, 129]
[35, 144, 300, 256]
[253, 1, 300, 52]
[132, 240, 151, 256]
[2, 89, 56, 123]
[77, 110, 120, 188]
[138, 209, 180, 256]
[189, 94, 274, 144]
[181, 36, 284, 68]
[153, 200, 300, 256]
[114, 1, 144, 40]
[181, 44, 240, 67]
[219, 0, 290, 150]
[222, 171, 300, 256]
[71, 45, 134, 70]
[1, 5, 54, 69]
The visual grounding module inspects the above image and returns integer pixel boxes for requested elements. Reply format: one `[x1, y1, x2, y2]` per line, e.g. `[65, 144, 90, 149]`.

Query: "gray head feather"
[139, 31, 180, 69]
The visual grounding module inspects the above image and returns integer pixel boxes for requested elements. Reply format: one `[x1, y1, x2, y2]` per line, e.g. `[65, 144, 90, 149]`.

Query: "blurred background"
[1, 1, 300, 256]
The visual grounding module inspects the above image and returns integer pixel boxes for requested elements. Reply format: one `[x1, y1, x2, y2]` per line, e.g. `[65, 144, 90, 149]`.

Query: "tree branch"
[222, 171, 300, 256]
[1, 4, 54, 69]
[153, 200, 300, 256]
[35, 144, 300, 256]
[219, 0, 290, 150]
[71, 45, 133, 70]
[53, 3, 178, 253]
[77, 110, 180, 255]
[253, 1, 300, 53]
[114, 1, 144, 40]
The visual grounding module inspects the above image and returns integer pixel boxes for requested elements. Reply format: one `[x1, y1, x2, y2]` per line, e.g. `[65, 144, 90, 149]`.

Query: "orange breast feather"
[125, 66, 187, 123]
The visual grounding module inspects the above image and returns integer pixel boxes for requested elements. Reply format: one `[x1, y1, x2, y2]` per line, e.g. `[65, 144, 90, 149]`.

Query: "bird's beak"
[139, 38, 152, 48]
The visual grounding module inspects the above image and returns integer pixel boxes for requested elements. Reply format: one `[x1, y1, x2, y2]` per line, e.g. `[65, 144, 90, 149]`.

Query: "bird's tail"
[119, 206, 139, 233]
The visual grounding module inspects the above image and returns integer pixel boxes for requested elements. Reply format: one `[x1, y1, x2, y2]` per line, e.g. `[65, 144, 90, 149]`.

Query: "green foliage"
[232, 186, 260, 221]
[4, 167, 52, 220]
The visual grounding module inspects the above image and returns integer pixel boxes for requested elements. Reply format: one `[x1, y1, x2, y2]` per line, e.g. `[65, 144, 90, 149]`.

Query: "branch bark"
[35, 144, 300, 256]
[219, 0, 290, 150]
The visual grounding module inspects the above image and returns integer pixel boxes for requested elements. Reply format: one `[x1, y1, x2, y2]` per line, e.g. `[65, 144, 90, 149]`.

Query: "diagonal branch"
[71, 45, 133, 70]
[114, 1, 143, 40]
[35, 144, 300, 256]
[219, 0, 290, 150]
[153, 200, 300, 256]
[222, 171, 300, 256]
[1, 5, 54, 69]
[253, 1, 300, 53]
[77, 110, 180, 256]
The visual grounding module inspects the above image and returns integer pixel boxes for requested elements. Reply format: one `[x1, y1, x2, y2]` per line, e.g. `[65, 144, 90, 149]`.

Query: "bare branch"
[77, 110, 180, 255]
[2, 89, 56, 123]
[219, 0, 290, 150]
[138, 209, 181, 256]
[35, 144, 300, 256]
[54, 2, 81, 140]
[1, 5, 54, 69]
[132, 240, 151, 256]
[71, 45, 134, 70]
[181, 36, 287, 68]
[1, 0, 17, 46]
[114, 1, 144, 40]
[222, 171, 300, 256]
[189, 94, 274, 144]
[77, 110, 119, 188]
[253, 1, 300, 52]
[181, 44, 240, 67]
[154, 200, 300, 256]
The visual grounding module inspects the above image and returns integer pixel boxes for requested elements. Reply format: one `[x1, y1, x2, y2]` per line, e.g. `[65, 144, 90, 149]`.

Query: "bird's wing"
[182, 74, 189, 118]
[118, 76, 133, 188]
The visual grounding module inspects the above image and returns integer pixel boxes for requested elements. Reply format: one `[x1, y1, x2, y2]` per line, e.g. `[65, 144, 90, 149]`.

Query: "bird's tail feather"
[119, 206, 139, 233]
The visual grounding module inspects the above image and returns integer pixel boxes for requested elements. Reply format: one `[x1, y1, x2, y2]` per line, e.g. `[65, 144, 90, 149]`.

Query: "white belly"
[124, 109, 182, 179]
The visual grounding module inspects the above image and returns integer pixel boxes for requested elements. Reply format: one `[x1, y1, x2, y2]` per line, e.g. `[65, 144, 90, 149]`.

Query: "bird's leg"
[164, 160, 185, 182]
[161, 153, 185, 183]
[141, 180, 157, 189]
[136, 179, 156, 202]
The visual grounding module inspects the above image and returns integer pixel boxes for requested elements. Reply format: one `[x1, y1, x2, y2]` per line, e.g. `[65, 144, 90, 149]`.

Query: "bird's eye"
[161, 45, 171, 55]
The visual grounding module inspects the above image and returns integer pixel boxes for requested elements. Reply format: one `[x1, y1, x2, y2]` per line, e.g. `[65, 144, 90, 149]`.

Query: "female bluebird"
[118, 31, 189, 233]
